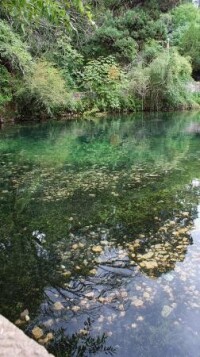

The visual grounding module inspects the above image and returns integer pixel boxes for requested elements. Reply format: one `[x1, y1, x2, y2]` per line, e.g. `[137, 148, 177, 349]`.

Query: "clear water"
[0, 112, 200, 357]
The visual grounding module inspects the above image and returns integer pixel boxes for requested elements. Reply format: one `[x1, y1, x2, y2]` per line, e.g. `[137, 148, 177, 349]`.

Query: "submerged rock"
[53, 302, 64, 311]
[32, 326, 44, 340]
[131, 299, 144, 307]
[38, 332, 54, 345]
[15, 319, 26, 326]
[71, 305, 81, 312]
[141, 252, 154, 260]
[89, 268, 97, 275]
[161, 305, 173, 318]
[163, 274, 174, 282]
[20, 309, 30, 322]
[72, 244, 79, 250]
[140, 261, 158, 269]
[131, 323, 137, 329]
[92, 245, 103, 253]
[62, 270, 71, 277]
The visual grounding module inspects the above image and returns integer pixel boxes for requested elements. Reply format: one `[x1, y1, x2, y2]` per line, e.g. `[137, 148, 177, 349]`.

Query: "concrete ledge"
[0, 315, 54, 357]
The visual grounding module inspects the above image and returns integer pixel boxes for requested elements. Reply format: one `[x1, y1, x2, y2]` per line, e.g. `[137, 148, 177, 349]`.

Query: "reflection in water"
[0, 112, 200, 356]
[43, 318, 116, 357]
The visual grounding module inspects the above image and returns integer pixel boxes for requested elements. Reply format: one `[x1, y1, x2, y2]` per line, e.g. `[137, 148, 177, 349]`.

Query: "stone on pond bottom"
[161, 305, 173, 318]
[140, 260, 158, 269]
[32, 326, 44, 340]
[92, 245, 103, 253]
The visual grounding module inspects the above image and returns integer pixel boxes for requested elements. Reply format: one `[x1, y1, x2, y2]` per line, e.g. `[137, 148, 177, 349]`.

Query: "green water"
[0, 112, 200, 357]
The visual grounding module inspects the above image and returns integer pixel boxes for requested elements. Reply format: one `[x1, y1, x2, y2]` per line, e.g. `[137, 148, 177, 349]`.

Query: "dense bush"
[178, 23, 200, 73]
[141, 40, 163, 64]
[16, 60, 69, 117]
[82, 56, 126, 111]
[83, 8, 167, 61]
[147, 49, 192, 110]
[171, 3, 199, 27]
[127, 49, 194, 111]
[0, 65, 12, 108]
[171, 4, 200, 73]
[50, 36, 84, 88]
[82, 11, 138, 61]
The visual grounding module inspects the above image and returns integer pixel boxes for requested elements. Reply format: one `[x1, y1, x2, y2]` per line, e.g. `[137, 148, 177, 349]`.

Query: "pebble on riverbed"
[131, 299, 144, 307]
[126, 213, 193, 276]
[53, 302, 64, 311]
[38, 332, 54, 345]
[161, 305, 174, 318]
[15, 309, 30, 326]
[32, 326, 44, 340]
[92, 245, 103, 253]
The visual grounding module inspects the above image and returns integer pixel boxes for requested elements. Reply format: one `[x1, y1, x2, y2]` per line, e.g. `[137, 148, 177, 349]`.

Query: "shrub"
[50, 37, 84, 88]
[127, 49, 194, 111]
[178, 23, 200, 73]
[84, 12, 138, 62]
[127, 63, 150, 111]
[147, 49, 193, 110]
[0, 65, 12, 108]
[82, 56, 124, 111]
[141, 40, 163, 64]
[16, 60, 68, 117]
[171, 3, 200, 28]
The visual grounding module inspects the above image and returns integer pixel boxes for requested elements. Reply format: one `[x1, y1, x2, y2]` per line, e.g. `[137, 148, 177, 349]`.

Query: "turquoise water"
[0, 112, 200, 356]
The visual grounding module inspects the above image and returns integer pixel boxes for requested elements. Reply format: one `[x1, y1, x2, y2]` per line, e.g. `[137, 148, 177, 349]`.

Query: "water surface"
[0, 112, 200, 357]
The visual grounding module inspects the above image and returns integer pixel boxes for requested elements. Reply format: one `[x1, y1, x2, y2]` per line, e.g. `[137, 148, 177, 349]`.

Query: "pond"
[0, 112, 200, 357]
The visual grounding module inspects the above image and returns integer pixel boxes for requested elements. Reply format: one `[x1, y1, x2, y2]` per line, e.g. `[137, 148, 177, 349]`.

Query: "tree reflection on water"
[48, 318, 116, 357]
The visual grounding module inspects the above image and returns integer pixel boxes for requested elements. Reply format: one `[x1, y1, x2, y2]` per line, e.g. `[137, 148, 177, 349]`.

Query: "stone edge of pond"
[0, 314, 54, 357]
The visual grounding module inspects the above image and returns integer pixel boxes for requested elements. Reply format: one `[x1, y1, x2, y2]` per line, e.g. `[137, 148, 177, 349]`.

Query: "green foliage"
[141, 40, 163, 64]
[157, 0, 182, 12]
[95, 0, 181, 12]
[119, 9, 167, 43]
[50, 36, 84, 88]
[147, 49, 192, 110]
[171, 3, 199, 27]
[127, 49, 194, 111]
[178, 22, 200, 72]
[127, 63, 150, 110]
[84, 8, 167, 61]
[83, 11, 138, 61]
[17, 60, 68, 117]
[1, 0, 89, 28]
[171, 3, 200, 47]
[0, 65, 12, 107]
[0, 0, 199, 118]
[82, 56, 124, 110]
[0, 20, 32, 74]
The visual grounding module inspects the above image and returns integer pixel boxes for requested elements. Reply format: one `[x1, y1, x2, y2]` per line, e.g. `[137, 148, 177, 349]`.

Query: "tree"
[179, 22, 200, 73]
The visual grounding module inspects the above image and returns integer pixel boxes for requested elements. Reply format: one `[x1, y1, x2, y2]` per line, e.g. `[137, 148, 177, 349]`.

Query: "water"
[0, 112, 200, 357]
